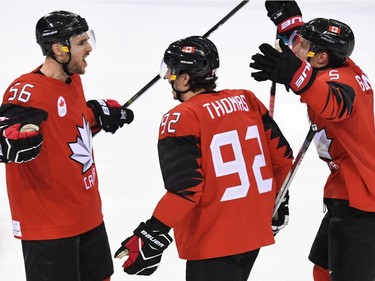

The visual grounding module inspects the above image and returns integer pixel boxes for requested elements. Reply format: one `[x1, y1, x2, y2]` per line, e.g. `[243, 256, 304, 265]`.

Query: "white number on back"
[210, 125, 272, 202]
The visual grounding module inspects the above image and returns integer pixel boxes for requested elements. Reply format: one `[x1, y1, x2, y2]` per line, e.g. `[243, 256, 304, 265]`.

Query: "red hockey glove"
[114, 219, 173, 276]
[272, 191, 289, 235]
[0, 123, 43, 163]
[250, 40, 316, 95]
[87, 99, 134, 134]
[265, 0, 303, 42]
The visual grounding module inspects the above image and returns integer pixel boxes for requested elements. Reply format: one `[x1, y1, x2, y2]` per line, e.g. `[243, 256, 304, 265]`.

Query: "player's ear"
[317, 51, 329, 66]
[182, 73, 191, 87]
[51, 43, 67, 57]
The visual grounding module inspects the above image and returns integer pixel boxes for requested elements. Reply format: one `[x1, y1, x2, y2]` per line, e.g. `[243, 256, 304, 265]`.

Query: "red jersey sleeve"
[299, 62, 356, 121]
[298, 59, 375, 211]
[152, 89, 293, 259]
[153, 105, 204, 227]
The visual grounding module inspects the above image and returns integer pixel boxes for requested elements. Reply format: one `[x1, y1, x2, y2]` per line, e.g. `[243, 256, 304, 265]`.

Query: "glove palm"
[251, 40, 302, 84]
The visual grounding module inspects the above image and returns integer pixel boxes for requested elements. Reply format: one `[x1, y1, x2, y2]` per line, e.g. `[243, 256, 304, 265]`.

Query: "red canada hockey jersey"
[153, 89, 293, 260]
[300, 59, 375, 211]
[1, 68, 103, 240]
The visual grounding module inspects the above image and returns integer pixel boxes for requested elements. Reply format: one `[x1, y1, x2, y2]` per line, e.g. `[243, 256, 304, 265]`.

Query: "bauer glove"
[250, 39, 316, 94]
[115, 218, 173, 276]
[87, 99, 134, 134]
[265, 0, 303, 42]
[272, 191, 289, 235]
[0, 123, 43, 163]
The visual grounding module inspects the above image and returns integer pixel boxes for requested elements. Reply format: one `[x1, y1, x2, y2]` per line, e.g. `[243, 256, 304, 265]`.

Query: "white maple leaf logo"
[69, 117, 94, 173]
[313, 128, 333, 160]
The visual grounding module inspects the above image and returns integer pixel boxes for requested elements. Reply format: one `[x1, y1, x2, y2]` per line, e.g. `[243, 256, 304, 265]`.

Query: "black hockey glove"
[115, 218, 173, 276]
[250, 39, 316, 94]
[0, 123, 43, 163]
[265, 0, 303, 42]
[272, 191, 289, 235]
[87, 99, 134, 134]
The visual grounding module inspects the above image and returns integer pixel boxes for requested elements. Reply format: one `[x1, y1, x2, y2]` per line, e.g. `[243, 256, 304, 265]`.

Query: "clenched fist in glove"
[272, 191, 289, 235]
[87, 99, 134, 134]
[0, 123, 43, 163]
[250, 39, 316, 94]
[115, 218, 173, 276]
[265, 0, 303, 42]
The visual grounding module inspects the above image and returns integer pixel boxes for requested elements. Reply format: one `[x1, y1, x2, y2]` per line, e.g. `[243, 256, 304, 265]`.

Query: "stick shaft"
[272, 124, 318, 218]
[122, 0, 250, 108]
[269, 82, 276, 118]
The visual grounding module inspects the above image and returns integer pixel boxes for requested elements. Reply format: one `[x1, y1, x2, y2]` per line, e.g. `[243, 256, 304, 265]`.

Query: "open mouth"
[83, 53, 89, 62]
[83, 55, 89, 66]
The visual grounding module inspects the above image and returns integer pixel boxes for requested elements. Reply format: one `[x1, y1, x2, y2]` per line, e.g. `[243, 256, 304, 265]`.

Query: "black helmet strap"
[51, 49, 73, 76]
[171, 81, 190, 103]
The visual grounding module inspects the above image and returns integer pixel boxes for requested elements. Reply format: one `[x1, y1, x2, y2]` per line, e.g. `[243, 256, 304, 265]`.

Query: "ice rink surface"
[0, 1, 374, 280]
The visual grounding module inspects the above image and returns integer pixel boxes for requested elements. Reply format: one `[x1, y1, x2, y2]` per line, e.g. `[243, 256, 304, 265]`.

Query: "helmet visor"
[159, 60, 169, 79]
[70, 29, 96, 50]
[288, 30, 303, 51]
[288, 30, 316, 59]
[159, 59, 178, 81]
[87, 30, 96, 49]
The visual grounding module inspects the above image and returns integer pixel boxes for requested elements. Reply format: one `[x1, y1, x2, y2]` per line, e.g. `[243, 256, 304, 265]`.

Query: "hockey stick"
[121, 0, 250, 108]
[269, 82, 276, 118]
[272, 124, 318, 218]
[268, 31, 279, 118]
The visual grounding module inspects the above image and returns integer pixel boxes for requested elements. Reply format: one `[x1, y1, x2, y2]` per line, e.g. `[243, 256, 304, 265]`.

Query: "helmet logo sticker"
[57, 96, 67, 117]
[182, 46, 195, 53]
[42, 30, 57, 36]
[328, 26, 341, 34]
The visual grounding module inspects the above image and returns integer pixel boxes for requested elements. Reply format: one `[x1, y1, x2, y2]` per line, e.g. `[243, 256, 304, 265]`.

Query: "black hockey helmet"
[162, 36, 219, 86]
[300, 18, 355, 66]
[36, 10, 89, 56]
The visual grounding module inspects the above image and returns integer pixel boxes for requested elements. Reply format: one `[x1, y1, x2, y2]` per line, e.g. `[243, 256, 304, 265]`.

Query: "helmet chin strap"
[52, 52, 73, 76]
[171, 81, 190, 103]
[307, 50, 332, 71]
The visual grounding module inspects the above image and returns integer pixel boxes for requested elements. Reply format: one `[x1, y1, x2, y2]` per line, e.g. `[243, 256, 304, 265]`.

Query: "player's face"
[170, 74, 187, 100]
[160, 64, 190, 100]
[289, 32, 323, 68]
[291, 37, 310, 61]
[161, 67, 173, 97]
[68, 30, 95, 74]
[161, 66, 178, 99]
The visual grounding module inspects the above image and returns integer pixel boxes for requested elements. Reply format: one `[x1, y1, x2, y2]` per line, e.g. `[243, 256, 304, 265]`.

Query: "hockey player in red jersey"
[114, 36, 293, 280]
[250, 1, 375, 280]
[0, 10, 133, 281]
